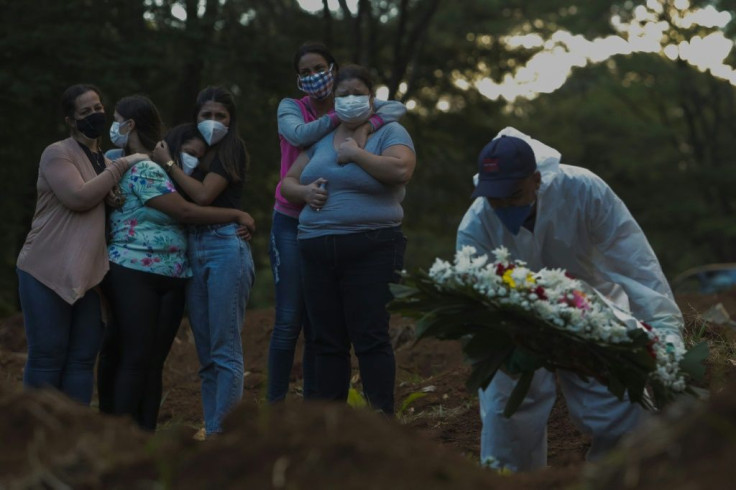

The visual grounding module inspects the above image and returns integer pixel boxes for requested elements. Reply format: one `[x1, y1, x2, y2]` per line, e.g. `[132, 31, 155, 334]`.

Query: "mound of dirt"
[0, 386, 154, 489]
[582, 378, 736, 489]
[0, 386, 577, 490]
[1, 289, 734, 489]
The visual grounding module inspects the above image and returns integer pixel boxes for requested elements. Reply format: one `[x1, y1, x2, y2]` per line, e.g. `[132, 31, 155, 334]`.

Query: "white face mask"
[109, 120, 130, 148]
[197, 120, 228, 146]
[180, 152, 200, 175]
[334, 95, 372, 124]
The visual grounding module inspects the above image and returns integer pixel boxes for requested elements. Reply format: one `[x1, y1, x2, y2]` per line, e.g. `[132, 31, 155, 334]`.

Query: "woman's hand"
[235, 211, 256, 241]
[124, 153, 149, 168]
[352, 122, 372, 148]
[336, 137, 361, 165]
[152, 140, 173, 165]
[304, 178, 328, 211]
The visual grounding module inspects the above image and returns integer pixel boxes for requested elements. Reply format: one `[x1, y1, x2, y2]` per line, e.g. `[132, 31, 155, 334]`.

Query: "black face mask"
[75, 112, 107, 139]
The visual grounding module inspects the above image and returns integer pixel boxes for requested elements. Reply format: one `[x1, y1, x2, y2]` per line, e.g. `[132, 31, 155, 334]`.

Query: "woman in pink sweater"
[16, 84, 146, 404]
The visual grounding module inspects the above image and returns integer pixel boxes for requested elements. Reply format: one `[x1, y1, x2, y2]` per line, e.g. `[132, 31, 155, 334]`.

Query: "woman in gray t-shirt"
[281, 65, 416, 414]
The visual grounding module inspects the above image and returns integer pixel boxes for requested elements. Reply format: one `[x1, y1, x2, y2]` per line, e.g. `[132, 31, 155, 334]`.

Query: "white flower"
[425, 245, 689, 395]
[492, 246, 511, 264]
[428, 259, 453, 284]
[536, 268, 568, 288]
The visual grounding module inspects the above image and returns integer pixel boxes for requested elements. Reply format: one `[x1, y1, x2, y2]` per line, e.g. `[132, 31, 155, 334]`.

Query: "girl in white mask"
[161, 123, 206, 177]
[152, 86, 255, 438]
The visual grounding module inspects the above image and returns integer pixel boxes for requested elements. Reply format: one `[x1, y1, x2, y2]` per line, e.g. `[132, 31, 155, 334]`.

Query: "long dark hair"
[115, 95, 163, 152]
[164, 123, 205, 168]
[292, 41, 339, 73]
[194, 86, 247, 182]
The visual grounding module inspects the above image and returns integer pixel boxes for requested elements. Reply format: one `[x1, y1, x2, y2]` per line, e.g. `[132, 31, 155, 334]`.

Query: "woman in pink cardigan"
[16, 84, 146, 404]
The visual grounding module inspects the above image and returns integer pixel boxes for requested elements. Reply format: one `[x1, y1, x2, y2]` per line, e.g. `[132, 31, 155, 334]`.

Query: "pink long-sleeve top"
[17, 137, 129, 304]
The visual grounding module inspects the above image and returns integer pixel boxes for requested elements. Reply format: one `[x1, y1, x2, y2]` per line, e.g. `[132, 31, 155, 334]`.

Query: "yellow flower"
[502, 269, 516, 288]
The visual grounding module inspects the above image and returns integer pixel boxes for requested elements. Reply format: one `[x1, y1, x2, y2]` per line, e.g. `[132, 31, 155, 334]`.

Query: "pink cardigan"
[17, 137, 129, 304]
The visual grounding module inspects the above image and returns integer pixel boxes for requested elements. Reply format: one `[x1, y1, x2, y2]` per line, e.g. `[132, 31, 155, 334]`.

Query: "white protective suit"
[457, 127, 684, 471]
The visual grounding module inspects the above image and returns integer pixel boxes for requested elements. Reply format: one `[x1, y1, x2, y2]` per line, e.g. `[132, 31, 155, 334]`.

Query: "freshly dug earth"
[0, 289, 735, 488]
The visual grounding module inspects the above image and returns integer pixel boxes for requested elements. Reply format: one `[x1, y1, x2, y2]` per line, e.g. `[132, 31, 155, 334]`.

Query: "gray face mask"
[334, 95, 372, 124]
[109, 120, 130, 148]
[197, 120, 228, 145]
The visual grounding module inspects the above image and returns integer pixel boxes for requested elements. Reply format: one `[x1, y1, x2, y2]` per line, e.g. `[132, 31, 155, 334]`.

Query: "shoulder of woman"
[130, 159, 163, 174]
[41, 138, 78, 162]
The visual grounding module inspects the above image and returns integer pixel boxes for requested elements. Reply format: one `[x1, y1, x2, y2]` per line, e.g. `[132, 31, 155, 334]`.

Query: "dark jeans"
[267, 211, 316, 402]
[299, 227, 406, 414]
[98, 263, 186, 431]
[17, 268, 103, 404]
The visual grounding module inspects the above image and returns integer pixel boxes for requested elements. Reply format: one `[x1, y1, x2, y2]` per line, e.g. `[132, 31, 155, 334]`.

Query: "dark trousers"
[98, 263, 186, 430]
[299, 227, 406, 414]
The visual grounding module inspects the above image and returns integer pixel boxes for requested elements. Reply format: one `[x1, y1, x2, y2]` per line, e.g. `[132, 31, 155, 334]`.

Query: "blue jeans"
[267, 211, 316, 402]
[299, 227, 406, 414]
[187, 223, 255, 435]
[17, 268, 103, 404]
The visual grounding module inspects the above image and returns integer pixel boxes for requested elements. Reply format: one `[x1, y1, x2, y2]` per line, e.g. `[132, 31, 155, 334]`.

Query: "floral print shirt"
[108, 160, 191, 278]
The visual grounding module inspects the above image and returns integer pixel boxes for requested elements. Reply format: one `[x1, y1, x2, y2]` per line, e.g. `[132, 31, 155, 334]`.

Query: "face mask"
[297, 65, 335, 100]
[75, 112, 107, 139]
[493, 202, 535, 235]
[334, 95, 372, 124]
[180, 152, 200, 175]
[109, 120, 130, 148]
[197, 120, 228, 146]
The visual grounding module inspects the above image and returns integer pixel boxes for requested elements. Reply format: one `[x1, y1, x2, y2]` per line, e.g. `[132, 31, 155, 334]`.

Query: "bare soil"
[1, 290, 735, 489]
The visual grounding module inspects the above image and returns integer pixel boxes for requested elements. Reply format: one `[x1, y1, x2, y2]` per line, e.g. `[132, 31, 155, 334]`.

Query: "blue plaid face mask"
[297, 64, 335, 100]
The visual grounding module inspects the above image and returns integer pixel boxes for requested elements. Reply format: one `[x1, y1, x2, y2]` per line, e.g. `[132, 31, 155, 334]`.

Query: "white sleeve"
[586, 177, 683, 339]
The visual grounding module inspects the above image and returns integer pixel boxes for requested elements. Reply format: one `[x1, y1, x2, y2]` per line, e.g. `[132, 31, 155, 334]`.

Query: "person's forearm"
[280, 176, 309, 204]
[170, 202, 240, 225]
[47, 157, 131, 211]
[168, 165, 216, 205]
[278, 99, 337, 147]
[351, 150, 413, 185]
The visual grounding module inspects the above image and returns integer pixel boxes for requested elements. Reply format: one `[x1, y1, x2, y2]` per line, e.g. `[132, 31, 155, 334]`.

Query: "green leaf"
[503, 370, 535, 418]
[397, 392, 428, 415]
[347, 388, 367, 408]
[465, 344, 515, 392]
[679, 341, 709, 382]
[504, 347, 542, 374]
[462, 328, 514, 362]
[605, 372, 626, 400]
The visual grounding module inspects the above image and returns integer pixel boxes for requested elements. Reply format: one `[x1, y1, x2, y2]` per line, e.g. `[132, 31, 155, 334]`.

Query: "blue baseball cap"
[471, 135, 537, 199]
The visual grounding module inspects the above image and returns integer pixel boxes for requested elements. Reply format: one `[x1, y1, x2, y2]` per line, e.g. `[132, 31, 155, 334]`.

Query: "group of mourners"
[17, 40, 685, 472]
[17, 42, 414, 439]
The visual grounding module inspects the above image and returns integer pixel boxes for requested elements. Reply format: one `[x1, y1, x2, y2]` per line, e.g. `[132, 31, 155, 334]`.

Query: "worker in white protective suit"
[456, 127, 684, 472]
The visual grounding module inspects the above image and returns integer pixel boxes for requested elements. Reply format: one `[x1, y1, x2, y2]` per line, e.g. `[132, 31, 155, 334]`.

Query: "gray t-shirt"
[298, 122, 415, 239]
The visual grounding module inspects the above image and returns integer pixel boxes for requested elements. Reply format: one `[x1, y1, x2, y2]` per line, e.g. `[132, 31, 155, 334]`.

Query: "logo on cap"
[482, 158, 500, 172]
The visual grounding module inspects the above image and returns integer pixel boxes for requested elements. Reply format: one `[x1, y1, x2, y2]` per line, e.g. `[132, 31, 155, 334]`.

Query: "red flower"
[495, 263, 514, 276]
[534, 286, 548, 300]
